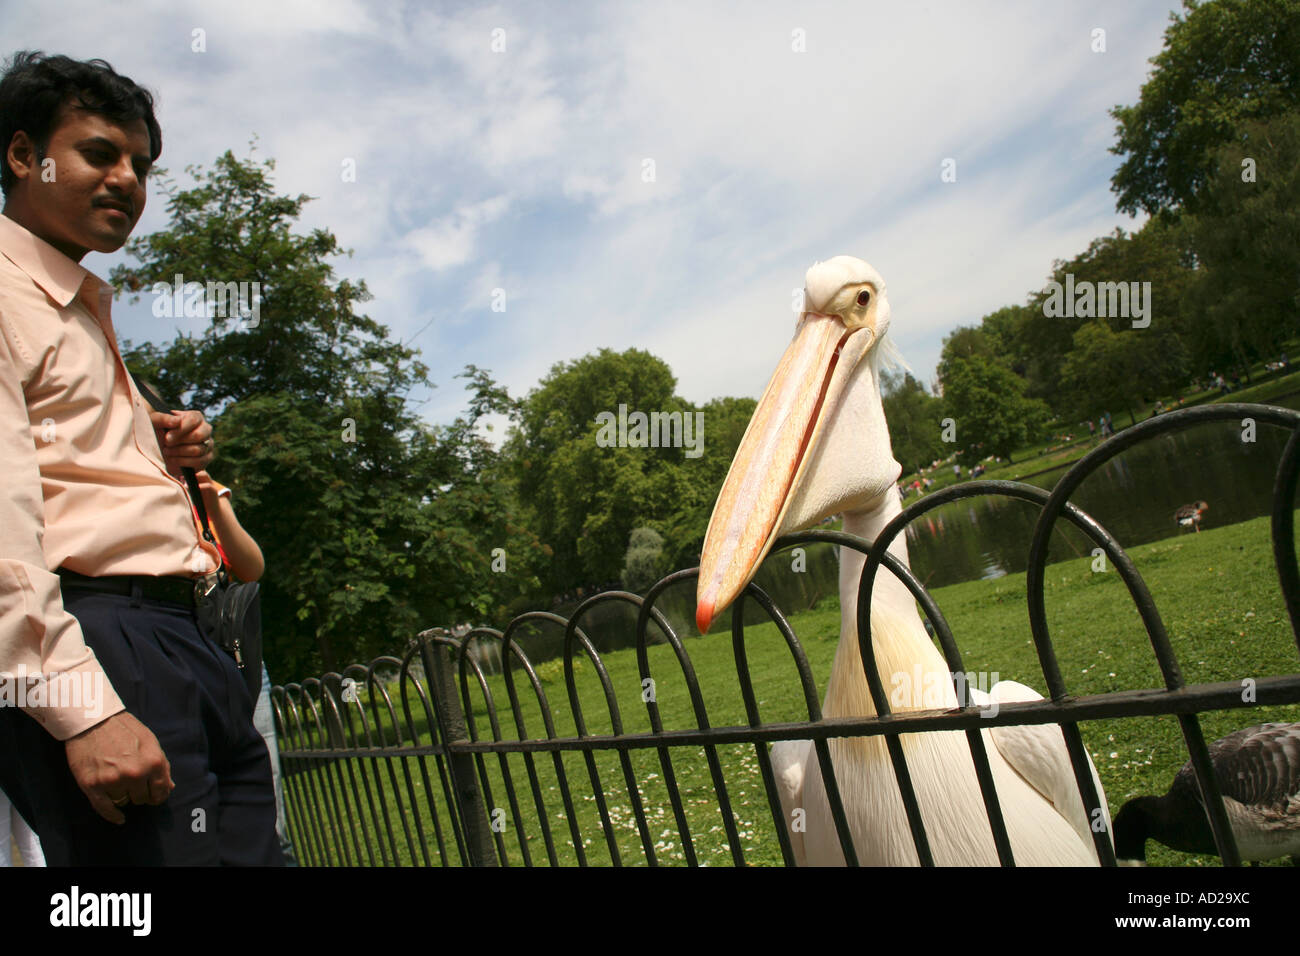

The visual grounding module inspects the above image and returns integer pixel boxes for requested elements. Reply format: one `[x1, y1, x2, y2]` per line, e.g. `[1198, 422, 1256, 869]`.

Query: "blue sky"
[8, 0, 1182, 431]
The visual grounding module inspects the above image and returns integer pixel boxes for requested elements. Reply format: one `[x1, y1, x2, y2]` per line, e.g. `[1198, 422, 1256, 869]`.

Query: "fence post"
[422, 636, 499, 866]
[322, 675, 347, 749]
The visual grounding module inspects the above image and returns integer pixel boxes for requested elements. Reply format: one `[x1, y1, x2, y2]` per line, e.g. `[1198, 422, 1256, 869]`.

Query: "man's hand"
[148, 408, 214, 475]
[65, 712, 175, 825]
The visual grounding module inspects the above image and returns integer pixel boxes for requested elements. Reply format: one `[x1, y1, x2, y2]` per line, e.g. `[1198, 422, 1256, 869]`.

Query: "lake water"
[905, 413, 1297, 588]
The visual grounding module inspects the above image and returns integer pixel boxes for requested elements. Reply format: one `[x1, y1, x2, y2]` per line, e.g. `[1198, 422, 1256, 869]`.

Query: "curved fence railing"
[272, 403, 1300, 866]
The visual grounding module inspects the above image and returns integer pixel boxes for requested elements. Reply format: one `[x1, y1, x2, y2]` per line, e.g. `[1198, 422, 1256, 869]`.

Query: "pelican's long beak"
[696, 312, 858, 632]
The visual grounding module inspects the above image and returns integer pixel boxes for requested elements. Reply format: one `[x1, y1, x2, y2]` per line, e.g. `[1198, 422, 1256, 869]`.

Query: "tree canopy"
[501, 349, 755, 591]
[881, 370, 947, 474]
[1184, 109, 1300, 367]
[938, 353, 1050, 464]
[1110, 0, 1300, 216]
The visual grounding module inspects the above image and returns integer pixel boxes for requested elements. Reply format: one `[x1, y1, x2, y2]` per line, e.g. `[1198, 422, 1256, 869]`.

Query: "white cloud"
[405, 195, 510, 272]
[461, 260, 506, 314]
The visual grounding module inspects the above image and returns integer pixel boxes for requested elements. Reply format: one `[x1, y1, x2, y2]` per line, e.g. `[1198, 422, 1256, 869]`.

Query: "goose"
[1113, 722, 1300, 864]
[695, 256, 1110, 865]
[1174, 500, 1209, 532]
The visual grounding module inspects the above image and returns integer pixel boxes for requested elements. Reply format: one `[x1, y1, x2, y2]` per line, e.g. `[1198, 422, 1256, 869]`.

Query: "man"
[0, 51, 281, 865]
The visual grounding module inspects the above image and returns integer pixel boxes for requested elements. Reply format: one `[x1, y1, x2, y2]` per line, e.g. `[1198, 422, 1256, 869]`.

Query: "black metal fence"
[272, 403, 1300, 866]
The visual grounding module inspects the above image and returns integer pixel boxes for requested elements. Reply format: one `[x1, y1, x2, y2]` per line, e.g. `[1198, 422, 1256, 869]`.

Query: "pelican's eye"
[857, 289, 871, 307]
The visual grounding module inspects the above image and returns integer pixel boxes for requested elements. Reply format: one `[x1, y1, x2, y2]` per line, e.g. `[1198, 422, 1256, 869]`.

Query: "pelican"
[696, 256, 1110, 865]
[1113, 722, 1300, 864]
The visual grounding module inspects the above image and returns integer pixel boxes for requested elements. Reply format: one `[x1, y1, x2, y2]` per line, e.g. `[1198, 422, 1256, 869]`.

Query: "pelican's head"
[803, 254, 892, 341]
[695, 256, 902, 632]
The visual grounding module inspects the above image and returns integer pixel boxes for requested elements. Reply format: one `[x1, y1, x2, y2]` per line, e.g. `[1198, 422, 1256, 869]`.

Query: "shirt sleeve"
[0, 319, 125, 740]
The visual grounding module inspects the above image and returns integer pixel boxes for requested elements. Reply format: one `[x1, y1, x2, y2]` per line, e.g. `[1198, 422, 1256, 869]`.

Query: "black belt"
[56, 568, 206, 608]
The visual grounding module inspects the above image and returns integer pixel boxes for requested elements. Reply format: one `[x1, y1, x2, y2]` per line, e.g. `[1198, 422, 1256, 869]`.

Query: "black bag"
[195, 571, 263, 699]
[130, 371, 264, 700]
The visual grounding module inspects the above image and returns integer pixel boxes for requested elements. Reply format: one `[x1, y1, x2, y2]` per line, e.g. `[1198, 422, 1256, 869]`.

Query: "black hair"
[0, 50, 161, 196]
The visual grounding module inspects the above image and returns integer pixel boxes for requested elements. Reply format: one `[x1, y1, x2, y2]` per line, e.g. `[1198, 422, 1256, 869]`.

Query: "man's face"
[7, 104, 151, 261]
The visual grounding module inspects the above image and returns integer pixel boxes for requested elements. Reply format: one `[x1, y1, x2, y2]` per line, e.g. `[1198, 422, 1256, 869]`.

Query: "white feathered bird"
[696, 256, 1111, 865]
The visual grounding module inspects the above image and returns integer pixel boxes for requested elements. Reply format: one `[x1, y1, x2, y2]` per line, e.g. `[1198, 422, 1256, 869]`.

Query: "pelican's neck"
[839, 491, 918, 626]
[826, 491, 951, 719]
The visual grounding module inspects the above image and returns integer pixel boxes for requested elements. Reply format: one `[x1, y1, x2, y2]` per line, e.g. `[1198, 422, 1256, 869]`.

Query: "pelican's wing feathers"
[970, 680, 1111, 854]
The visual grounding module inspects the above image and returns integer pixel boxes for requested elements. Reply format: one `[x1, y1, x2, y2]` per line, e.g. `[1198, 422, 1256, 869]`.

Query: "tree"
[622, 527, 668, 594]
[1110, 0, 1300, 216]
[941, 355, 1050, 463]
[504, 348, 696, 591]
[979, 305, 1034, 378]
[1016, 222, 1196, 414]
[502, 349, 764, 591]
[881, 371, 947, 474]
[658, 395, 756, 570]
[116, 151, 547, 677]
[937, 326, 997, 383]
[205, 373, 548, 678]
[1184, 109, 1300, 370]
[115, 150, 422, 412]
[1060, 321, 1187, 425]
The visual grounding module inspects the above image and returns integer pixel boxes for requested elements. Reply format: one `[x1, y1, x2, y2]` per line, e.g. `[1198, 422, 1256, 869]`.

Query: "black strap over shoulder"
[127, 369, 219, 553]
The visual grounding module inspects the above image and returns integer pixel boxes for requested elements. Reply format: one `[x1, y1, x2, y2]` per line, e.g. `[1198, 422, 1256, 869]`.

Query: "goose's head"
[696, 256, 902, 631]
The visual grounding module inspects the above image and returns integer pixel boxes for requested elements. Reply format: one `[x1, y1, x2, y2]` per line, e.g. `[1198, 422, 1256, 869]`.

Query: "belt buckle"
[194, 572, 221, 605]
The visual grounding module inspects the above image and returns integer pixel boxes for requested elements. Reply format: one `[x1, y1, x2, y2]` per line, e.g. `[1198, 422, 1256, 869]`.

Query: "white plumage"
[773, 598, 1109, 866]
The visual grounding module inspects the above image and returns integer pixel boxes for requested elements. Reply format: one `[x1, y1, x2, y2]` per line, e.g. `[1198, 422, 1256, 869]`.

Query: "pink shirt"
[0, 214, 220, 740]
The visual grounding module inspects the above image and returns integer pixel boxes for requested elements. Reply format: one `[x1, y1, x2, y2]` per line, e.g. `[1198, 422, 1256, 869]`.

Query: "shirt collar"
[0, 212, 103, 309]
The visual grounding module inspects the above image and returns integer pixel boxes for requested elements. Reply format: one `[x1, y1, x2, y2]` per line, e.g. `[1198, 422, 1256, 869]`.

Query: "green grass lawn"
[280, 514, 1300, 867]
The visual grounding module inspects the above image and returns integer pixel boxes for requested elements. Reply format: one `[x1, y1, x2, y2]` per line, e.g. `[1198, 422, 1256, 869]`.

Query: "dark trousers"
[0, 588, 283, 866]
